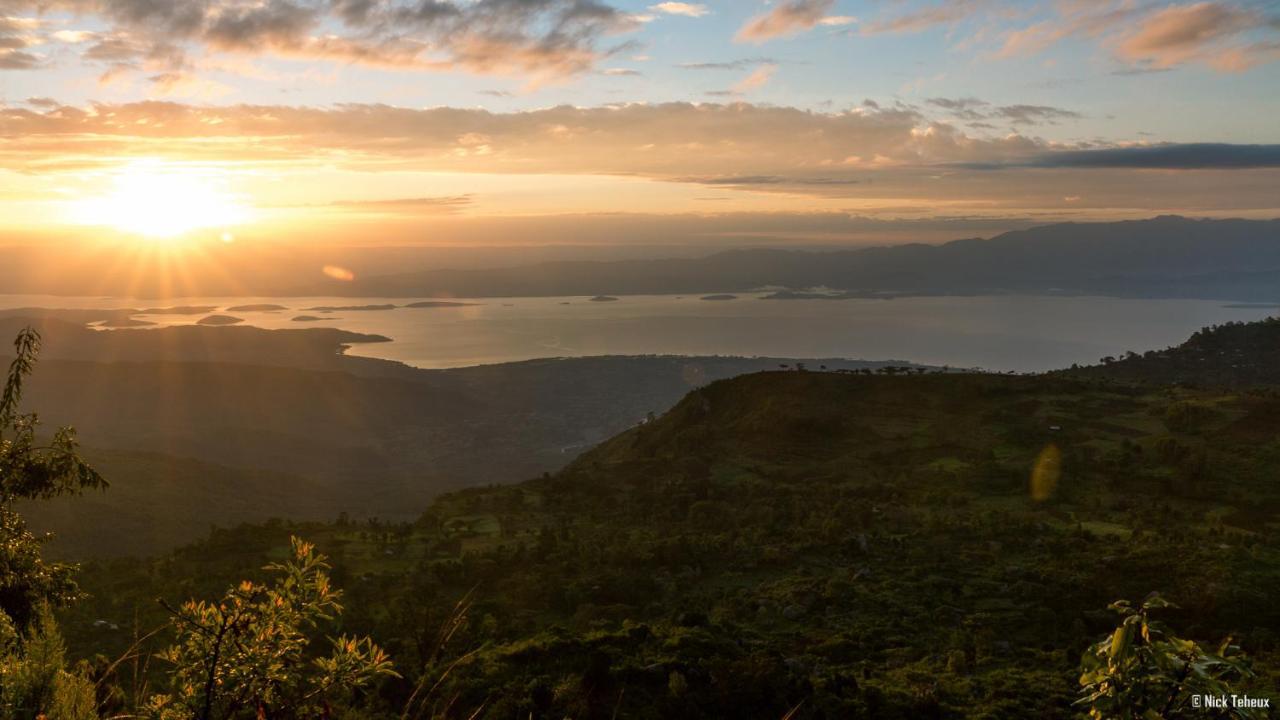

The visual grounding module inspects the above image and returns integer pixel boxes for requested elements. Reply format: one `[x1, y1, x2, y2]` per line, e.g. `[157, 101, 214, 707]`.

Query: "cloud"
[0, 99, 1046, 178]
[989, 1, 1280, 73]
[736, 0, 837, 42]
[926, 97, 989, 121]
[927, 97, 1081, 126]
[326, 195, 474, 214]
[1031, 143, 1280, 169]
[4, 99, 1278, 216]
[861, 0, 985, 35]
[993, 104, 1082, 125]
[1115, 2, 1280, 71]
[0, 0, 643, 82]
[679, 175, 861, 186]
[733, 63, 776, 92]
[4, 98, 1278, 223]
[0, 15, 42, 69]
[679, 57, 776, 70]
[705, 62, 777, 95]
[649, 3, 709, 18]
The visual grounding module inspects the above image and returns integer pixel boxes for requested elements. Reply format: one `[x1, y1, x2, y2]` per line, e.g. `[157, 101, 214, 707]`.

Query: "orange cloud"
[736, 0, 836, 42]
[0, 100, 1051, 179]
[1117, 2, 1274, 70]
[990, 1, 1280, 73]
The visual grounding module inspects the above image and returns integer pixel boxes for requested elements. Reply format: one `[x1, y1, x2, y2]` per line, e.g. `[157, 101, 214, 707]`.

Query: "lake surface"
[2, 293, 1274, 373]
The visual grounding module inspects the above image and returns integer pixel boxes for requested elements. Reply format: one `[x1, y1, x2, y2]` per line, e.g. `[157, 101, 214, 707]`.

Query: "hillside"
[307, 216, 1280, 301]
[64, 369, 1280, 718]
[1, 319, 921, 556]
[1062, 316, 1280, 387]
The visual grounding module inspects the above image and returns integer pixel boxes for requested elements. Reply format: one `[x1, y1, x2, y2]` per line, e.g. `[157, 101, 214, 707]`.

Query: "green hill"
[62, 368, 1280, 718]
[1063, 316, 1280, 387]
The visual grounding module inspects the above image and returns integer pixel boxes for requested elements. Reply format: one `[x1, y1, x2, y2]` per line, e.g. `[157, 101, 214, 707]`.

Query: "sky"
[0, 0, 1278, 247]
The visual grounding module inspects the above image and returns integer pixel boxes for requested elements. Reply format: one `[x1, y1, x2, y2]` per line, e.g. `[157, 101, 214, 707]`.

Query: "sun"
[71, 161, 252, 239]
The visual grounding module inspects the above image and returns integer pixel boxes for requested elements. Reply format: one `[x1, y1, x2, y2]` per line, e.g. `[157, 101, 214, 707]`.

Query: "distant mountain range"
[1, 216, 1275, 300]
[307, 216, 1280, 301]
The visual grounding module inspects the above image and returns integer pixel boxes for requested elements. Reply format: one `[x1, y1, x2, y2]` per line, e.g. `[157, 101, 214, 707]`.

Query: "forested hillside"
[1064, 317, 1280, 387]
[63, 361, 1280, 717]
[0, 318, 917, 556]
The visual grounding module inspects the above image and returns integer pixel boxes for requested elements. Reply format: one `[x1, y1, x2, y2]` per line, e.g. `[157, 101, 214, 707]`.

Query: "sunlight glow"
[70, 162, 252, 239]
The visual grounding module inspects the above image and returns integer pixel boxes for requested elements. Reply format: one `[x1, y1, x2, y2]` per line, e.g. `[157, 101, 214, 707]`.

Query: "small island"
[700, 294, 738, 301]
[98, 317, 156, 328]
[226, 304, 290, 312]
[138, 305, 219, 315]
[404, 301, 480, 309]
[291, 316, 330, 322]
[196, 315, 245, 326]
[760, 290, 899, 300]
[302, 304, 397, 312]
[589, 296, 619, 302]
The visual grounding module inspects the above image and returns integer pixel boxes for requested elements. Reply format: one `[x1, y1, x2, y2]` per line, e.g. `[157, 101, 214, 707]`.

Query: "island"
[301, 304, 397, 312]
[589, 296, 619, 302]
[404, 301, 480, 308]
[98, 317, 156, 328]
[700, 294, 738, 301]
[760, 290, 899, 300]
[137, 305, 219, 315]
[196, 315, 245, 326]
[226, 304, 290, 312]
[291, 316, 331, 322]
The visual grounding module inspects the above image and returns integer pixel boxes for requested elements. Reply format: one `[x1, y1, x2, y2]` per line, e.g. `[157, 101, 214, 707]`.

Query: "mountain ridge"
[300, 216, 1280, 300]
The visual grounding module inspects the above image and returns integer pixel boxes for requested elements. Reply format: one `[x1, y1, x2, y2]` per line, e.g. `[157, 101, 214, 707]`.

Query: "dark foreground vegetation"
[2, 319, 1279, 717]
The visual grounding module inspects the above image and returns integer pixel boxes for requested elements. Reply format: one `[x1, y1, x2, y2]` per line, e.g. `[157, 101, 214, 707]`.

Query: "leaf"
[1109, 625, 1133, 661]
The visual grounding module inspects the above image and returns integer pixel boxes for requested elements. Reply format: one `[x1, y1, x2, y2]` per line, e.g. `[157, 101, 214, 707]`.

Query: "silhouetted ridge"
[1062, 316, 1280, 387]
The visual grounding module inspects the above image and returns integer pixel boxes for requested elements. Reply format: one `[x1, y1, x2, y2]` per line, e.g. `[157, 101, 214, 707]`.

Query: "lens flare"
[1030, 444, 1062, 502]
[323, 265, 356, 281]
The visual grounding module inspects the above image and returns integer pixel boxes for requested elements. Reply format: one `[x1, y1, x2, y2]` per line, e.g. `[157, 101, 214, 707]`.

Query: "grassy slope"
[64, 370, 1280, 718]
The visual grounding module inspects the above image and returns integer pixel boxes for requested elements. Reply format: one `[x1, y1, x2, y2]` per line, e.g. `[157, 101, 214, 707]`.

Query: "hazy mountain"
[307, 216, 1280, 300]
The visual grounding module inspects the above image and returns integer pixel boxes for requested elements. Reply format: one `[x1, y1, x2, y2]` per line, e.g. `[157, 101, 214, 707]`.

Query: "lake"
[1, 293, 1274, 372]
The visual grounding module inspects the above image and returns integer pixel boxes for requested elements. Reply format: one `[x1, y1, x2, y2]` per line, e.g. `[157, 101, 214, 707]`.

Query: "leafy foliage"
[1078, 594, 1259, 719]
[0, 328, 104, 630]
[146, 537, 397, 720]
[0, 327, 103, 717]
[0, 605, 98, 720]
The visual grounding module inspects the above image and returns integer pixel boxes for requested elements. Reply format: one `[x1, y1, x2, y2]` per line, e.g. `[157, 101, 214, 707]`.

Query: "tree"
[146, 537, 397, 720]
[0, 328, 106, 717]
[0, 604, 97, 720]
[0, 328, 106, 630]
[1077, 593, 1260, 719]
